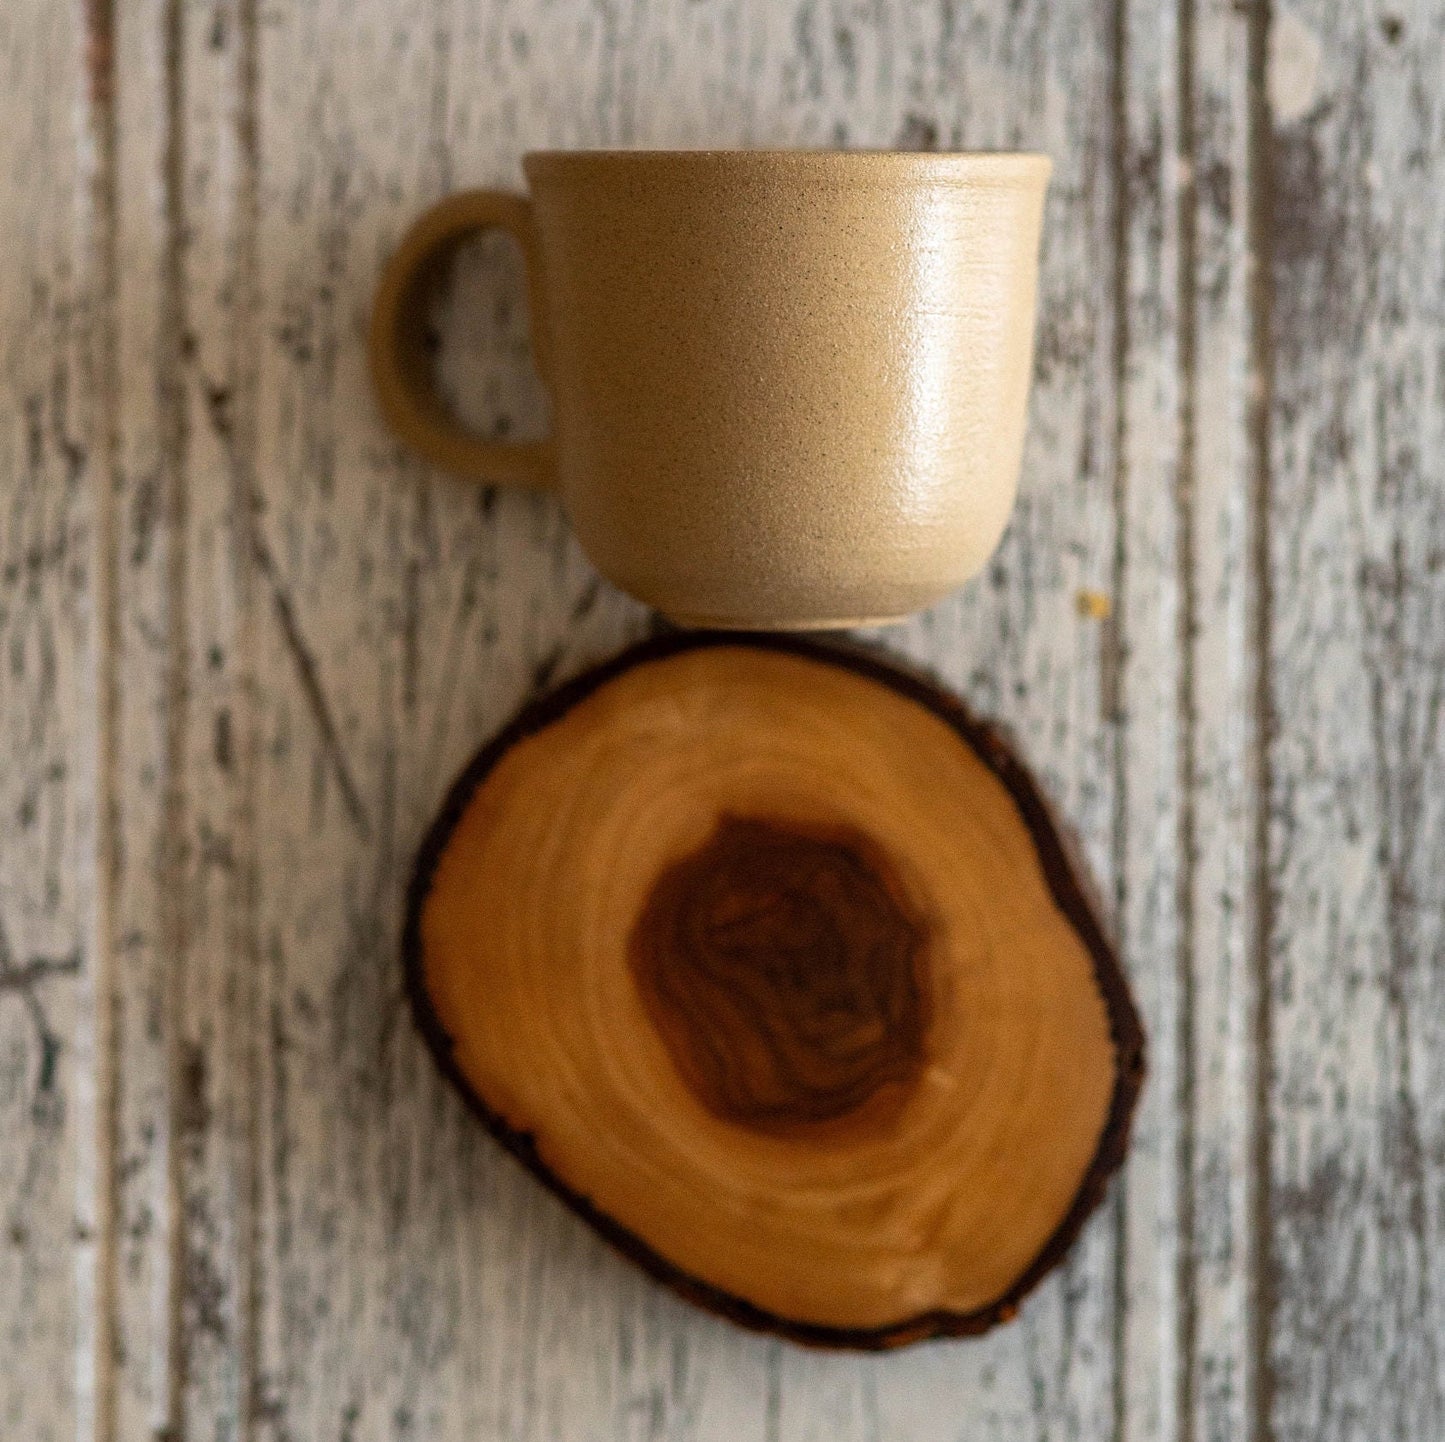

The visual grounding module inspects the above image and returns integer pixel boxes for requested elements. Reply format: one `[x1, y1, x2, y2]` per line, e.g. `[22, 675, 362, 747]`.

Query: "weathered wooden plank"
[1116, 0, 1189, 1434]
[1264, 1, 1445, 1437]
[0, 5, 92, 1440]
[173, 0, 264, 1435]
[1181, 3, 1259, 1438]
[240, 1, 1136, 1438]
[104, 1, 192, 1437]
[1117, 1, 1259, 1440]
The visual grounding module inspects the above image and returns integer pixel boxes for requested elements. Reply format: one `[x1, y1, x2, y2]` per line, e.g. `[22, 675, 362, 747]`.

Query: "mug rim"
[524, 149, 1051, 183]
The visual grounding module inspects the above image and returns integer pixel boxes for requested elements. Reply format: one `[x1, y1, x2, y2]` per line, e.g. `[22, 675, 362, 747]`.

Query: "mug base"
[663, 611, 913, 633]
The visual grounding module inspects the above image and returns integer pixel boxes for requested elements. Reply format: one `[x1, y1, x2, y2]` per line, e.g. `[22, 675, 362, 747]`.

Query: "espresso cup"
[370, 150, 1050, 629]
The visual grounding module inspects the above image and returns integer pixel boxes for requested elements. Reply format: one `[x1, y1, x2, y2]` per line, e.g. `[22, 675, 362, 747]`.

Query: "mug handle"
[369, 190, 555, 488]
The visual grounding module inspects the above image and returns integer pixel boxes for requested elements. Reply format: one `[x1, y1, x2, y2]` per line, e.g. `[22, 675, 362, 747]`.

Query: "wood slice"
[405, 633, 1145, 1349]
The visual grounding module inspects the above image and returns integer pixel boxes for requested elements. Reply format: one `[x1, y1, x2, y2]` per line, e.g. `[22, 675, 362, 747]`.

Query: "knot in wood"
[630, 814, 931, 1134]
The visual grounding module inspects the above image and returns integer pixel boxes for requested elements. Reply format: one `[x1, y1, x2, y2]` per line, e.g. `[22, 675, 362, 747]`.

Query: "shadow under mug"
[370, 150, 1050, 630]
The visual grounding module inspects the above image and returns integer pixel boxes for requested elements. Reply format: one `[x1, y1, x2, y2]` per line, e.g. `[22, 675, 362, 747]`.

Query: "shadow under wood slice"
[403, 632, 1145, 1349]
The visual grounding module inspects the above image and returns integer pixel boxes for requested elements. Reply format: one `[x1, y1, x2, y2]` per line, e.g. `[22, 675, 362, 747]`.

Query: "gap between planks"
[1244, 0, 1277, 1437]
[79, 0, 121, 1438]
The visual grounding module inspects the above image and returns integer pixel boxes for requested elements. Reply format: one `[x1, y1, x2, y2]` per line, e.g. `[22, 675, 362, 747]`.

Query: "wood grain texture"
[401, 632, 1146, 1350]
[1264, 0, 1445, 1436]
[0, 6, 93, 1441]
[1118, 3, 1258, 1441]
[1179, 4, 1259, 1438]
[5, 0, 1440, 1435]
[105, 3, 193, 1436]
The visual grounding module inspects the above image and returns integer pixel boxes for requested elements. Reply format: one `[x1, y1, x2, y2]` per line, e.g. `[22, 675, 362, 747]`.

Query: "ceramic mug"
[370, 150, 1050, 629]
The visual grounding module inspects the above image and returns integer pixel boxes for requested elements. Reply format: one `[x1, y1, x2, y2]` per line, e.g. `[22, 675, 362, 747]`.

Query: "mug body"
[523, 150, 1050, 628]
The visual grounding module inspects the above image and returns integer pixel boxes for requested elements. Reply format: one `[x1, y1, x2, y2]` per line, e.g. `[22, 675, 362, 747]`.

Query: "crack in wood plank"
[0, 951, 84, 993]
[1173, 0, 1201, 1436]
[1245, 0, 1276, 1436]
[250, 527, 370, 840]
[1106, 2, 1133, 1438]
[158, 3, 193, 1437]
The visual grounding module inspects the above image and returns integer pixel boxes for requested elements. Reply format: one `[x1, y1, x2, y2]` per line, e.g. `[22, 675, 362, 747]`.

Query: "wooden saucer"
[404, 633, 1145, 1349]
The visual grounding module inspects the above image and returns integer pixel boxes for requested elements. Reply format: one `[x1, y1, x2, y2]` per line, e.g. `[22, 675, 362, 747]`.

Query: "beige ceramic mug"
[370, 150, 1050, 629]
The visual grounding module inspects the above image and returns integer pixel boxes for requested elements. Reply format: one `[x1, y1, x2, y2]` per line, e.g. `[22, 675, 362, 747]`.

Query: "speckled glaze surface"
[370, 151, 1050, 629]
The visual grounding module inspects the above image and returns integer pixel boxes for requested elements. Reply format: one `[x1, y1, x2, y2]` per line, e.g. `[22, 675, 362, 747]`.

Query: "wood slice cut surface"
[406, 634, 1145, 1348]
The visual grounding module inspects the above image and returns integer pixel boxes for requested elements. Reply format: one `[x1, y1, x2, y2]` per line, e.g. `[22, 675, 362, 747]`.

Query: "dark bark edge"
[402, 630, 1147, 1351]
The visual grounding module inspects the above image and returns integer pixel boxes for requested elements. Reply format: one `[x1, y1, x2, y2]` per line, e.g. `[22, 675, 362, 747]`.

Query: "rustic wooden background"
[2, 0, 1441, 1437]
